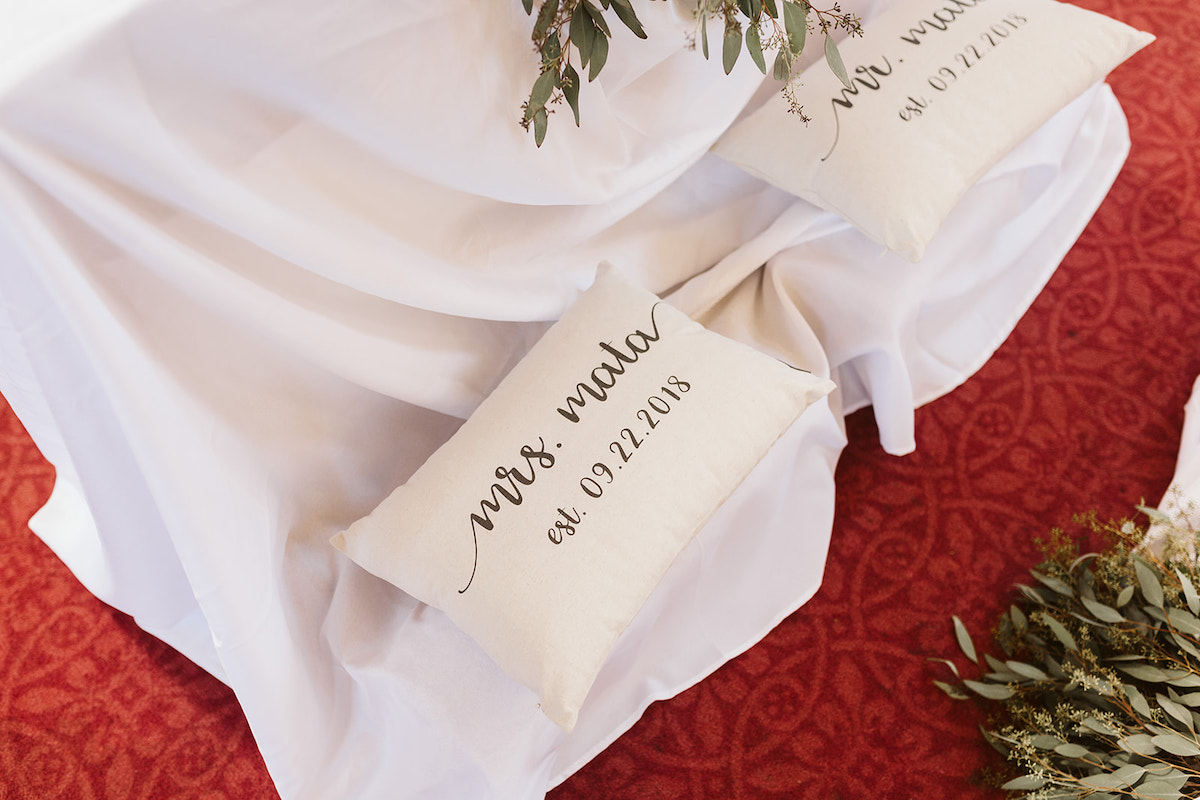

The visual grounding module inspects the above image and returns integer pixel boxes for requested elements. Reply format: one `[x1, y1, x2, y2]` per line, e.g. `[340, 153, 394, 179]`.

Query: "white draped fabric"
[1147, 376, 1200, 556]
[0, 0, 1131, 797]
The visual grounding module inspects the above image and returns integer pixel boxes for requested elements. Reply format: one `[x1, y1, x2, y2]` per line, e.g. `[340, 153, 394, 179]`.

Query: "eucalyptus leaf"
[1170, 630, 1200, 661]
[1082, 596, 1126, 623]
[1044, 654, 1066, 678]
[1166, 671, 1200, 687]
[1041, 613, 1078, 651]
[964, 679, 1012, 700]
[1079, 771, 1129, 790]
[1167, 606, 1200, 637]
[933, 680, 968, 699]
[1053, 742, 1091, 758]
[588, 32, 608, 81]
[1117, 663, 1170, 682]
[1010, 604, 1027, 629]
[764, 0, 779, 16]
[1156, 694, 1194, 731]
[533, 0, 557, 41]
[1137, 503, 1173, 525]
[1108, 764, 1148, 786]
[1150, 732, 1200, 756]
[571, 3, 595, 67]
[1174, 690, 1200, 707]
[530, 67, 556, 111]
[823, 34, 853, 90]
[928, 657, 960, 677]
[1006, 660, 1050, 682]
[984, 671, 1021, 683]
[1116, 584, 1136, 607]
[772, 49, 790, 81]
[1136, 558, 1165, 609]
[1142, 767, 1190, 791]
[1143, 604, 1169, 623]
[1135, 781, 1184, 800]
[782, 0, 807, 55]
[996, 616, 1014, 656]
[533, 106, 548, 147]
[722, 24, 742, 74]
[1068, 611, 1104, 628]
[582, 0, 611, 36]
[1119, 733, 1158, 755]
[540, 30, 562, 61]
[1144, 763, 1189, 784]
[700, 12, 709, 60]
[1081, 572, 1099, 602]
[561, 63, 580, 126]
[1032, 569, 1076, 598]
[1000, 774, 1046, 791]
[983, 728, 1014, 756]
[523, 0, 534, 14]
[745, 24, 766, 74]
[1030, 735, 1063, 749]
[1081, 716, 1120, 736]
[1125, 684, 1154, 718]
[953, 616, 978, 664]
[1018, 583, 1045, 604]
[1177, 568, 1200, 615]
[610, 0, 647, 39]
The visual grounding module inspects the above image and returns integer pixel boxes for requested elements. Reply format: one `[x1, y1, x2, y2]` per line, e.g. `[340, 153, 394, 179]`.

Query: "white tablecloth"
[1146, 376, 1200, 555]
[0, 0, 1131, 797]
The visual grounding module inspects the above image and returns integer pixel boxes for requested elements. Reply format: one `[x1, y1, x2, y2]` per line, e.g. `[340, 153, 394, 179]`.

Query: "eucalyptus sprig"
[937, 507, 1200, 800]
[519, 0, 862, 145]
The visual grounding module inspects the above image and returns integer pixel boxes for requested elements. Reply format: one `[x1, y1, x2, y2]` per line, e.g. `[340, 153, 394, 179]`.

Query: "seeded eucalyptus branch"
[519, 0, 862, 145]
[936, 504, 1200, 799]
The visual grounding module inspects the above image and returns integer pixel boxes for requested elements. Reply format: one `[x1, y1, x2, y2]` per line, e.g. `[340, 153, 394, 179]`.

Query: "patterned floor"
[3, 0, 1198, 796]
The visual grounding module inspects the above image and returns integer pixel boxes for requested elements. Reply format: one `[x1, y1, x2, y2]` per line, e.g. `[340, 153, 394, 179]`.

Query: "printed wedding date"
[458, 302, 673, 592]
[457, 370, 695, 594]
[899, 13, 1029, 121]
[548, 375, 692, 544]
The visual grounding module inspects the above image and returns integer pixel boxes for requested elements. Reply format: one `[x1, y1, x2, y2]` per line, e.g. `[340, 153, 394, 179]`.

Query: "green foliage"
[937, 510, 1200, 799]
[519, 0, 862, 145]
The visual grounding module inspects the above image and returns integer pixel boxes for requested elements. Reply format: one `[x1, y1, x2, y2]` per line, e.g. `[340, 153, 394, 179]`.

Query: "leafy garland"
[518, 0, 863, 145]
[938, 506, 1200, 799]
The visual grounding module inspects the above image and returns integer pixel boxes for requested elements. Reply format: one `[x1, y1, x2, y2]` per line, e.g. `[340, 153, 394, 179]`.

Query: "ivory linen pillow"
[331, 265, 835, 730]
[711, 0, 1153, 260]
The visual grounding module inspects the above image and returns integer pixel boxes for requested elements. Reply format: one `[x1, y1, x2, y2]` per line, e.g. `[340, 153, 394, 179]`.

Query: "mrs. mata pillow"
[711, 0, 1153, 260]
[331, 264, 835, 731]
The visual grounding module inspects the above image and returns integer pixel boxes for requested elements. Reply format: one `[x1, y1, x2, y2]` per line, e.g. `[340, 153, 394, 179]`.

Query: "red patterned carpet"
[2, 0, 1198, 796]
